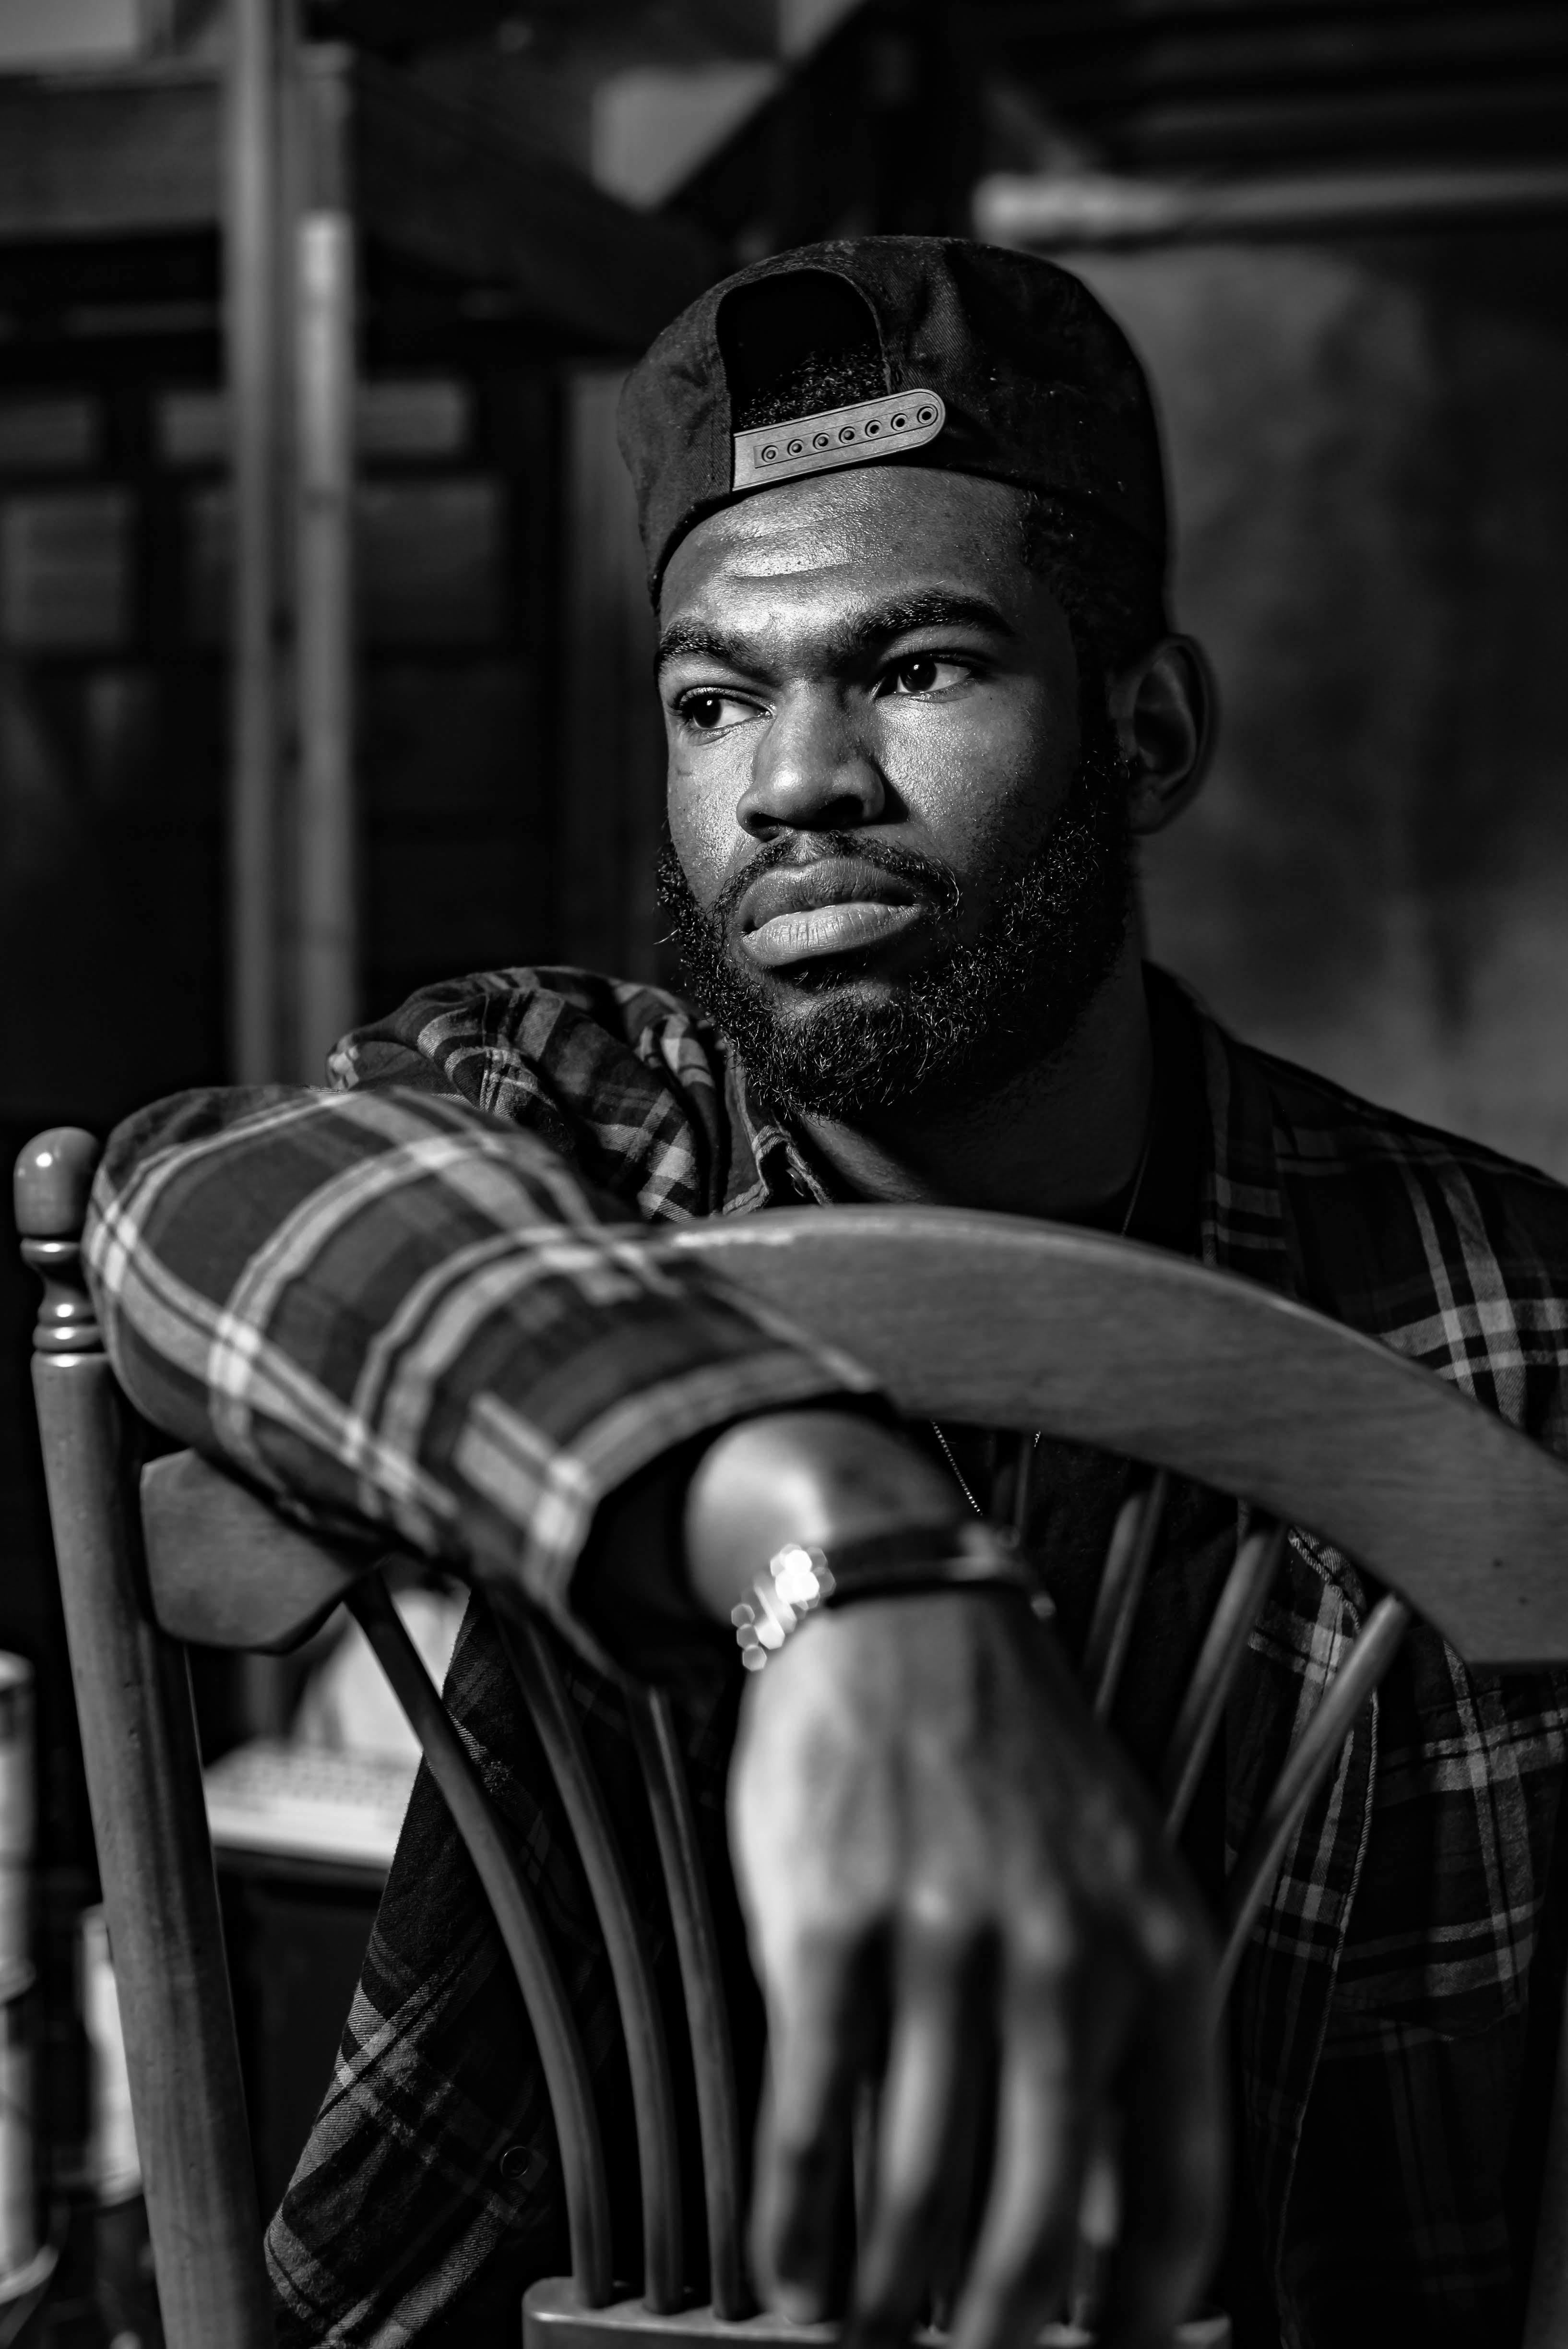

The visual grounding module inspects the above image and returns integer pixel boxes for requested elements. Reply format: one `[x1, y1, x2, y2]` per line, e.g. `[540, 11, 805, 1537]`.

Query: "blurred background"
[0, 0, 1564, 2331]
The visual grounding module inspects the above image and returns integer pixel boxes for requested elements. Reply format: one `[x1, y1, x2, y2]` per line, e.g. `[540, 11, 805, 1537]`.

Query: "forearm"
[84, 1083, 878, 1657]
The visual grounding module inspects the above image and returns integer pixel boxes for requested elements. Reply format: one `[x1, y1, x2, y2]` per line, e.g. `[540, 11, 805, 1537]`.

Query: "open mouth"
[737, 859, 934, 971]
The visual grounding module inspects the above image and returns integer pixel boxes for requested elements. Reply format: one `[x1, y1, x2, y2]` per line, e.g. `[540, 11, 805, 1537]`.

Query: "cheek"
[878, 683, 1071, 855]
[666, 761, 742, 912]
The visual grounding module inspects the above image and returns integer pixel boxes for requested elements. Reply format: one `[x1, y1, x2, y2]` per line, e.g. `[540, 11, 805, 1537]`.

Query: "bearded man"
[84, 240, 1568, 2349]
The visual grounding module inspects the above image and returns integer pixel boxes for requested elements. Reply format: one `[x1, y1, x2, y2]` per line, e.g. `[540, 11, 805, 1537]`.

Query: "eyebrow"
[655, 591, 1017, 676]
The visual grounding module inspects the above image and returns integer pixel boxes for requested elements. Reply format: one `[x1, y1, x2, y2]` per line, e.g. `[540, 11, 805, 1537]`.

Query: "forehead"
[659, 466, 1034, 624]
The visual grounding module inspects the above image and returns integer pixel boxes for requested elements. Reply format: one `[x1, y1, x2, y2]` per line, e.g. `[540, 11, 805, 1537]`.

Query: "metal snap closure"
[813, 432, 830, 448]
[500, 2144, 544, 2185]
[760, 445, 778, 462]
[838, 425, 856, 441]
[787, 439, 803, 455]
[864, 419, 881, 435]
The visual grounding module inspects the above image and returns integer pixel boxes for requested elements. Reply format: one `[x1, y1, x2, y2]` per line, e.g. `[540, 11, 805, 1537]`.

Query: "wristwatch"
[730, 1519, 1048, 1671]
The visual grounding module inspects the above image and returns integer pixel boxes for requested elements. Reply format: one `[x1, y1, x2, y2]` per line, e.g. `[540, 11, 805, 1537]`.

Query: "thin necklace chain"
[931, 1117, 1157, 1522]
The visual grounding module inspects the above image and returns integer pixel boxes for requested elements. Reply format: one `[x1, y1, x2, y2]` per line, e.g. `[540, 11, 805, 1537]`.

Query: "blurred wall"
[1076, 228, 1568, 1176]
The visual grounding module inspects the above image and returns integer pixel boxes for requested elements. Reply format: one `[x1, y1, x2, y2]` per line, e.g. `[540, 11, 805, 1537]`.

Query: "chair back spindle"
[1084, 1470, 1169, 1721]
[624, 1684, 750, 2320]
[1217, 1591, 1411, 1997]
[344, 1579, 616, 2305]
[489, 1608, 685, 2312]
[1160, 1517, 1288, 1836]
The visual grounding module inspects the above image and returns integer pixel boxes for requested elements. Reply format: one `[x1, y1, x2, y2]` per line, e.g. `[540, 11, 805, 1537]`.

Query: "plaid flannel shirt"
[84, 965, 1568, 2349]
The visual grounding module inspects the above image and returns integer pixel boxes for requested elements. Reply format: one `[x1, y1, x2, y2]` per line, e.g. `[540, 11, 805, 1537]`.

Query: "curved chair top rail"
[662, 1208, 1568, 1668]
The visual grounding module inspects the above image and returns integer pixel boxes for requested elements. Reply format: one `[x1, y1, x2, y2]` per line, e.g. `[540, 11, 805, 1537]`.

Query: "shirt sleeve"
[83, 1078, 879, 1659]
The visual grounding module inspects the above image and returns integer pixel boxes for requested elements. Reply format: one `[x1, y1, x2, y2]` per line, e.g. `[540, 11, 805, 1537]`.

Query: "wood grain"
[664, 1209, 1568, 1666]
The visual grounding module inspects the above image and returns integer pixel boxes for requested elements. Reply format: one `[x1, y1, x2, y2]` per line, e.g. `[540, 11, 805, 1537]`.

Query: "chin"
[756, 960, 914, 1008]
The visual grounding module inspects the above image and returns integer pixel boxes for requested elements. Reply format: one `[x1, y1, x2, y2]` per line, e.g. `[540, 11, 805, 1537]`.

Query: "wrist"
[685, 1407, 967, 1623]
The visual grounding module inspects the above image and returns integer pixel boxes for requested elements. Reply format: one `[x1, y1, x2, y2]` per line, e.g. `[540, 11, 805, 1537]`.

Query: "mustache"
[705, 834, 964, 933]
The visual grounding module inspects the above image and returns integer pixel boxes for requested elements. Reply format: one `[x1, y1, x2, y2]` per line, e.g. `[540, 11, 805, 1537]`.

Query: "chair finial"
[13, 1129, 102, 1242]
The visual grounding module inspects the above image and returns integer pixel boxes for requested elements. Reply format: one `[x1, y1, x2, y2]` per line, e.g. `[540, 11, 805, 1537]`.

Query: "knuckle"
[1137, 1894, 1196, 1974]
[1007, 1893, 1077, 1989]
[1136, 1890, 1214, 1989]
[898, 1879, 986, 1963]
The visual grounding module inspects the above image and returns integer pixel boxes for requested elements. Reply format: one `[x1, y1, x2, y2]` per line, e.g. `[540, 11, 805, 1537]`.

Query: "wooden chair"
[17, 1124, 1568, 2349]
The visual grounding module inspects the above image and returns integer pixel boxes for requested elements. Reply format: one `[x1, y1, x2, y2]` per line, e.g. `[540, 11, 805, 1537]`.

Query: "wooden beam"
[975, 160, 1568, 250]
[353, 58, 721, 352]
[0, 57, 719, 353]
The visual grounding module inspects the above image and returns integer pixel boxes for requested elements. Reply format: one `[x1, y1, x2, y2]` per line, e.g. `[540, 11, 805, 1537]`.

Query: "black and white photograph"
[1, 6, 1567, 2345]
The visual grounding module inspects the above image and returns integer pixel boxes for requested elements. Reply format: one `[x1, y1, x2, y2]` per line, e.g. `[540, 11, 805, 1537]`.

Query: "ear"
[1107, 634, 1216, 837]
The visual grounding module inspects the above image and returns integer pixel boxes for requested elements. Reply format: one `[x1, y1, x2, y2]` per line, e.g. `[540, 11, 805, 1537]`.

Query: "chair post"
[15, 1131, 273, 2349]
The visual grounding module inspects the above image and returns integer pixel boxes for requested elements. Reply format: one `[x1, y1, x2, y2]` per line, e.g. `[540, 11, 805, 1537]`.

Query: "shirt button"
[499, 2144, 544, 2186]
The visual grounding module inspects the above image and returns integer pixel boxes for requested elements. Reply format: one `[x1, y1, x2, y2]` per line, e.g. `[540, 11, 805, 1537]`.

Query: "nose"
[735, 684, 888, 838]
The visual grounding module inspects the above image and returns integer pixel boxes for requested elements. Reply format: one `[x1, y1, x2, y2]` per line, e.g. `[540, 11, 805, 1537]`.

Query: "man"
[85, 240, 1568, 2349]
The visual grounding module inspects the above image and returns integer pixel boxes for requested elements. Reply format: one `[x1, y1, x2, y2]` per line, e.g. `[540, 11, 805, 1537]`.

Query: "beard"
[656, 696, 1137, 1121]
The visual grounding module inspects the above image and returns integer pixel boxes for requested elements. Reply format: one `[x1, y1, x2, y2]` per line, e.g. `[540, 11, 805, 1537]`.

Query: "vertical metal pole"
[294, 49, 357, 1078]
[223, 0, 294, 1084]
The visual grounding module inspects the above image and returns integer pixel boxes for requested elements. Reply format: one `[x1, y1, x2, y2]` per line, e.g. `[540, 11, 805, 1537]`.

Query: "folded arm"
[84, 1079, 876, 1650]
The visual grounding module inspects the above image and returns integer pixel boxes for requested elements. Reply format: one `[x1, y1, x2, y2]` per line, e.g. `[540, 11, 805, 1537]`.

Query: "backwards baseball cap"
[617, 234, 1168, 602]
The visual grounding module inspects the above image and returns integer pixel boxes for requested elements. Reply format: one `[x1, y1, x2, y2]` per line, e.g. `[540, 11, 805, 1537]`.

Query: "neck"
[796, 941, 1153, 1223]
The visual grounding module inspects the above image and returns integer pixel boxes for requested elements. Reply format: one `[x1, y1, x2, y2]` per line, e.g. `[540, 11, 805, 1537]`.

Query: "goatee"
[656, 698, 1136, 1121]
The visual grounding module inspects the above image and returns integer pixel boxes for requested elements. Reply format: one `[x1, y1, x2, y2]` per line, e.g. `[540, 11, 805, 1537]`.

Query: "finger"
[948, 1975, 1093, 2349]
[1097, 1947, 1225, 2349]
[753, 1934, 874, 2321]
[852, 1928, 987, 2343]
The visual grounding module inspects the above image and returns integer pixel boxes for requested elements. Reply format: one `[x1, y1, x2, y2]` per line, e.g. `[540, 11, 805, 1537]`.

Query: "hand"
[687, 1415, 1223, 2349]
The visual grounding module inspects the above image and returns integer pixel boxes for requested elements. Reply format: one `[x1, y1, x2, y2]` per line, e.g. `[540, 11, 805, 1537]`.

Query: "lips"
[737, 858, 931, 971]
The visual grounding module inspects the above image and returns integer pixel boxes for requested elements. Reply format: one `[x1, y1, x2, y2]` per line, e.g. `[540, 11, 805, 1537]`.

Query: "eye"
[885, 655, 972, 697]
[677, 689, 757, 736]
